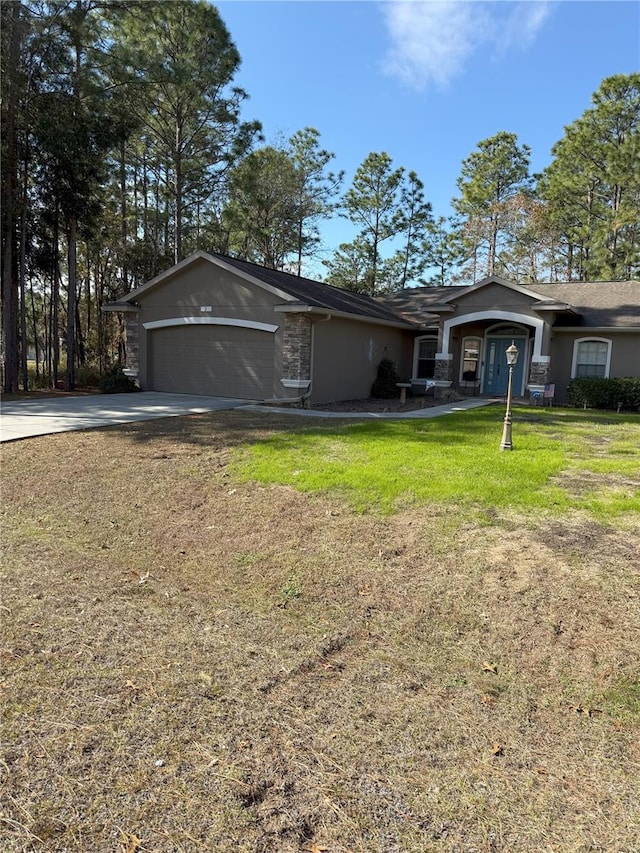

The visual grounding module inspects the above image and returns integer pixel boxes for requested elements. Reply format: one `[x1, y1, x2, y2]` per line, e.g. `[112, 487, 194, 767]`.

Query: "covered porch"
[410, 310, 553, 400]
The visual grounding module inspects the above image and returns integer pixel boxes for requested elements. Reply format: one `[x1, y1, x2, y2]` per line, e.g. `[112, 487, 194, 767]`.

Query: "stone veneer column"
[528, 358, 551, 386]
[281, 313, 312, 383]
[434, 354, 453, 383]
[433, 354, 454, 401]
[124, 315, 139, 374]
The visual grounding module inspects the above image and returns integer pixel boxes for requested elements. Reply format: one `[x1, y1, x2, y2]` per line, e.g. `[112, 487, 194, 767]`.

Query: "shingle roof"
[374, 286, 454, 326]
[526, 281, 640, 327]
[213, 254, 413, 326]
[377, 279, 640, 328]
[112, 250, 639, 331]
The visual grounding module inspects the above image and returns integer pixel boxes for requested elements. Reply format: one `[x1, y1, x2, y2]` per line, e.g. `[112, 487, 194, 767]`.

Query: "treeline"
[1, 1, 639, 392]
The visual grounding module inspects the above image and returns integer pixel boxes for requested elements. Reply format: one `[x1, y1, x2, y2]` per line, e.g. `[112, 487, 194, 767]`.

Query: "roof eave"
[534, 302, 579, 315]
[420, 304, 457, 313]
[274, 303, 417, 329]
[101, 302, 139, 313]
[553, 325, 640, 332]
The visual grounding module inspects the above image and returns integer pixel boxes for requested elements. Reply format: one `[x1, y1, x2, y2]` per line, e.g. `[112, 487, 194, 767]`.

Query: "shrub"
[75, 363, 102, 388]
[371, 357, 401, 399]
[26, 366, 50, 390]
[568, 377, 640, 411]
[617, 377, 640, 411]
[99, 366, 140, 394]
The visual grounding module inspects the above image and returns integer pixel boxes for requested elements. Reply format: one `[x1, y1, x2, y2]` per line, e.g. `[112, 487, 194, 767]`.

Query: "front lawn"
[1, 407, 639, 853]
[235, 406, 640, 522]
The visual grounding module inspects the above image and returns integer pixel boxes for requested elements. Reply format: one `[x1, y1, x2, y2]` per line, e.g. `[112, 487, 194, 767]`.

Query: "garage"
[148, 322, 275, 400]
[105, 251, 416, 404]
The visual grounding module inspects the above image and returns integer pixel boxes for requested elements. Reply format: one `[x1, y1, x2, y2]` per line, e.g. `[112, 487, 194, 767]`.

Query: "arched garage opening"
[145, 318, 276, 399]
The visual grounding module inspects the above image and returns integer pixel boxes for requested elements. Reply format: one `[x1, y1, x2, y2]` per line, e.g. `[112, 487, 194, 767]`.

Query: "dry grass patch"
[2, 411, 639, 852]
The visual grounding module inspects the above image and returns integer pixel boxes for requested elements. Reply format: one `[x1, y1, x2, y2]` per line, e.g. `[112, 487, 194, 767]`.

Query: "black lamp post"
[499, 341, 519, 451]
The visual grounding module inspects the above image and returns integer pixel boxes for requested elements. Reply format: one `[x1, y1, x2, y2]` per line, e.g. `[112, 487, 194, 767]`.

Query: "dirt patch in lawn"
[2, 411, 639, 853]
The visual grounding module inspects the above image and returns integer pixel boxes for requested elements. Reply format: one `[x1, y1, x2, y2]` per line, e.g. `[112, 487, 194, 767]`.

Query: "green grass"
[599, 678, 640, 722]
[234, 406, 640, 521]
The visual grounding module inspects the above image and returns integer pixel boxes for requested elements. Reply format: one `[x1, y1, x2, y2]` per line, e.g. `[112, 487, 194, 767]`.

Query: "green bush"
[99, 366, 140, 394]
[618, 378, 640, 410]
[26, 366, 50, 390]
[75, 363, 103, 388]
[568, 377, 640, 411]
[370, 357, 401, 399]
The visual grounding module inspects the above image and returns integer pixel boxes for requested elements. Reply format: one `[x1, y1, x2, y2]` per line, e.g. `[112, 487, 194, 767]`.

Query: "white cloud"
[502, 1, 553, 50]
[381, 1, 552, 91]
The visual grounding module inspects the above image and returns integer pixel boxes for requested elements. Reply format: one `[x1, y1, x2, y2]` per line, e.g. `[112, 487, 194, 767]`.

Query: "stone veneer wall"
[434, 356, 453, 383]
[528, 359, 551, 385]
[282, 313, 312, 381]
[124, 316, 139, 373]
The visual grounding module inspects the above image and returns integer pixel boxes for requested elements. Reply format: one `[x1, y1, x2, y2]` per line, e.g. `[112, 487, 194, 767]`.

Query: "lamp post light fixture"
[499, 341, 519, 451]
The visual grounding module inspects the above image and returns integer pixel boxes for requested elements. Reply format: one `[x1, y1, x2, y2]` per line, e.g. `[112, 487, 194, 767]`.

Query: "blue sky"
[216, 1, 639, 274]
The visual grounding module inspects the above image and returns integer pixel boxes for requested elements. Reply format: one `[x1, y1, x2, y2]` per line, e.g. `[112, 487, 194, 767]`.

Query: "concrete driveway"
[1, 392, 497, 442]
[0, 392, 254, 442]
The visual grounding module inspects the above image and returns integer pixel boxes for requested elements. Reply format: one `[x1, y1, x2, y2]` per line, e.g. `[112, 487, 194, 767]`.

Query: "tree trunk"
[29, 275, 40, 381]
[19, 176, 28, 390]
[488, 213, 498, 277]
[120, 137, 128, 292]
[66, 215, 77, 389]
[174, 125, 183, 264]
[52, 211, 60, 384]
[1, 1, 21, 393]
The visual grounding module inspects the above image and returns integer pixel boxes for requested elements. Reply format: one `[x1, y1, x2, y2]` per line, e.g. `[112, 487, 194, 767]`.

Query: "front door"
[483, 337, 527, 396]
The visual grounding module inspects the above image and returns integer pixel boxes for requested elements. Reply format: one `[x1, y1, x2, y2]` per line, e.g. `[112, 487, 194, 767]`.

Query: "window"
[572, 338, 611, 378]
[461, 337, 481, 383]
[414, 336, 437, 378]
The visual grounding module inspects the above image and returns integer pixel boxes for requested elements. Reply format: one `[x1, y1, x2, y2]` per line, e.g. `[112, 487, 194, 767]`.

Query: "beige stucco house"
[104, 252, 640, 405]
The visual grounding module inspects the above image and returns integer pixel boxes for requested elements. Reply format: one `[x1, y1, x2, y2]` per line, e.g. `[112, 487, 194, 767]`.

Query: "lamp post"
[499, 341, 519, 451]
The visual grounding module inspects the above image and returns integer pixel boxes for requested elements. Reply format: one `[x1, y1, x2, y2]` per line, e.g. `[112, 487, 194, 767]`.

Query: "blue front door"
[483, 337, 526, 395]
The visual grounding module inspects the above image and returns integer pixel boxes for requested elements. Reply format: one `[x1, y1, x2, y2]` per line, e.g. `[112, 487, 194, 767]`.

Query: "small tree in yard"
[371, 357, 400, 399]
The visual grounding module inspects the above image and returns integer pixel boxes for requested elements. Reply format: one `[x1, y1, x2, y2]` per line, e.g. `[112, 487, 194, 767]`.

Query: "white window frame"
[459, 336, 483, 385]
[412, 335, 438, 379]
[571, 337, 612, 379]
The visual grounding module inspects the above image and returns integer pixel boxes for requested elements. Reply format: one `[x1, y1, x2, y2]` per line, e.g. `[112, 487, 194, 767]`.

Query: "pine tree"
[539, 73, 640, 280]
[289, 127, 343, 275]
[335, 152, 405, 293]
[452, 131, 532, 280]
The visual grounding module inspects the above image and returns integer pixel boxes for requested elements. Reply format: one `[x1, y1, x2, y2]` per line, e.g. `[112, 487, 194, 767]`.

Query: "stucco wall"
[139, 258, 279, 317]
[550, 331, 640, 402]
[452, 283, 544, 318]
[311, 317, 411, 403]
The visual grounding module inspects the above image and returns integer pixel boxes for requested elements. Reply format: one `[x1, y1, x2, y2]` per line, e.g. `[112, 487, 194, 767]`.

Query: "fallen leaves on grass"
[119, 831, 141, 853]
[3, 413, 640, 853]
[572, 704, 604, 718]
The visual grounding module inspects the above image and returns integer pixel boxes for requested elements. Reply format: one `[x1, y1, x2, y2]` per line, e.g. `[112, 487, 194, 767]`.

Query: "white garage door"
[149, 324, 274, 400]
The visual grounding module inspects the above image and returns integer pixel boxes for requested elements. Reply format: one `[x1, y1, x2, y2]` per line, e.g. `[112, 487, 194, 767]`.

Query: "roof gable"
[439, 275, 553, 304]
[118, 251, 295, 304]
[117, 251, 413, 327]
